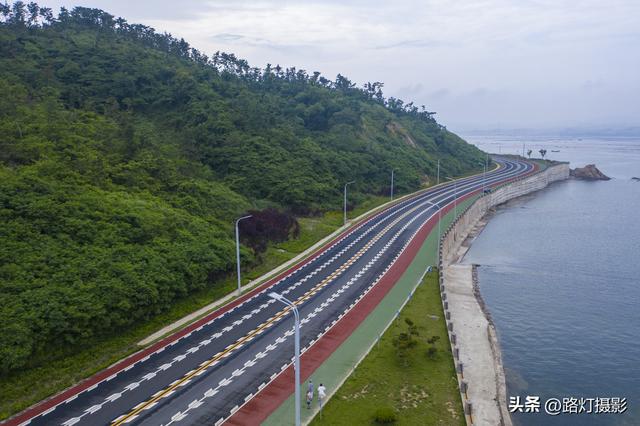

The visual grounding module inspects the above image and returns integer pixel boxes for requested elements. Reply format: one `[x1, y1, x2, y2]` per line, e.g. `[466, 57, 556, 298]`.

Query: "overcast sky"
[44, 0, 640, 132]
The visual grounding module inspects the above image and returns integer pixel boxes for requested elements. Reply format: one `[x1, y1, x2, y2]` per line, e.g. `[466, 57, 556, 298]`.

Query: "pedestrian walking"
[317, 383, 326, 409]
[306, 389, 313, 409]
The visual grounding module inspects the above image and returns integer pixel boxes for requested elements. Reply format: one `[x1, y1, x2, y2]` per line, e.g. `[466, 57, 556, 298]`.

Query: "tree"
[38, 5, 52, 24]
[0, 3, 10, 22]
[334, 73, 355, 92]
[393, 318, 419, 366]
[10, 0, 26, 24]
[527, 149, 532, 158]
[0, 3, 489, 381]
[426, 335, 440, 359]
[25, 1, 37, 26]
[539, 149, 547, 159]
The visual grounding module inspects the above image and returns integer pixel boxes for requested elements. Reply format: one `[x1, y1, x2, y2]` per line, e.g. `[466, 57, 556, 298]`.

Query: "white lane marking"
[204, 388, 218, 398]
[125, 382, 140, 391]
[188, 399, 203, 409]
[85, 404, 102, 415]
[106, 393, 121, 402]
[53, 162, 526, 424]
[171, 412, 186, 422]
[213, 191, 465, 422]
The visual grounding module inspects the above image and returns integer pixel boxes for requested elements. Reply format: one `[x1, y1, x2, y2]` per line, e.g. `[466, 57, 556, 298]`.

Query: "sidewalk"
[445, 264, 510, 426]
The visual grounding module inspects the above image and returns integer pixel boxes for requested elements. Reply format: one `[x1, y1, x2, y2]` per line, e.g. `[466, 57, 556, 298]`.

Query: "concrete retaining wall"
[437, 162, 570, 425]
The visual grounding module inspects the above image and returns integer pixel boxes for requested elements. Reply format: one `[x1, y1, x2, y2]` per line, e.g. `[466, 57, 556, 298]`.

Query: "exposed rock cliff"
[570, 164, 610, 180]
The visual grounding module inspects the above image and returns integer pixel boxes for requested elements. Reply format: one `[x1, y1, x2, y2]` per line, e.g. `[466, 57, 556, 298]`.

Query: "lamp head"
[268, 291, 283, 301]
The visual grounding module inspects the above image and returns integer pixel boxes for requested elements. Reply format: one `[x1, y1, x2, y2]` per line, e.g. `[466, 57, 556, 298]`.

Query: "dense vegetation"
[0, 2, 485, 376]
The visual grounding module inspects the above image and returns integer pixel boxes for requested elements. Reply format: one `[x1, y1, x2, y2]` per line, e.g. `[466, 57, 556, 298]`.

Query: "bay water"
[461, 135, 640, 425]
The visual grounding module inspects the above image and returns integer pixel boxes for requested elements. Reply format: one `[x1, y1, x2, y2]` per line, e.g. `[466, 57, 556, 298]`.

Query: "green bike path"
[263, 196, 478, 425]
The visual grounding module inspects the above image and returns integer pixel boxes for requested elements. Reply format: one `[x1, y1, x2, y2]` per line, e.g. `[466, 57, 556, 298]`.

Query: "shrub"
[238, 208, 300, 253]
[373, 406, 397, 424]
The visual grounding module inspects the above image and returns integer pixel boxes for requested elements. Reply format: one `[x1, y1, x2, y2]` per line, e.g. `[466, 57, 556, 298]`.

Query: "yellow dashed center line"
[111, 184, 456, 425]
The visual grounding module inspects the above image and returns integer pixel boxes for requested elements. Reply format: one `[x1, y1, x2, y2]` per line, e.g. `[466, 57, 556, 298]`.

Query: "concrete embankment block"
[436, 163, 569, 426]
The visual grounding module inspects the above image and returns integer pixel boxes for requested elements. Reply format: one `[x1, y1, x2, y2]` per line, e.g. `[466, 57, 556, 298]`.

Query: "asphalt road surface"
[14, 157, 533, 426]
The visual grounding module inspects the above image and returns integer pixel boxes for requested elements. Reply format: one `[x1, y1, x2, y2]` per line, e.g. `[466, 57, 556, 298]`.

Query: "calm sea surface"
[461, 135, 640, 425]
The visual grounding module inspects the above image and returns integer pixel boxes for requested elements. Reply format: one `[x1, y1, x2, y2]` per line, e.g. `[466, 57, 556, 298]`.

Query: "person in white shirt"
[317, 383, 326, 409]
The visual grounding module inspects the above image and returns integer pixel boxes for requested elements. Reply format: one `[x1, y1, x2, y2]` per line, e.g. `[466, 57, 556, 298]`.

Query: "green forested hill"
[0, 3, 484, 375]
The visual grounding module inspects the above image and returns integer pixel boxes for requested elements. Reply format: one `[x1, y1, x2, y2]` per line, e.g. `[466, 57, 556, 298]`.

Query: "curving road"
[9, 157, 534, 426]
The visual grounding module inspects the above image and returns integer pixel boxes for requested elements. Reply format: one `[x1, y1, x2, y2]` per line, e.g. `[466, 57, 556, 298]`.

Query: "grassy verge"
[310, 270, 464, 426]
[0, 195, 391, 420]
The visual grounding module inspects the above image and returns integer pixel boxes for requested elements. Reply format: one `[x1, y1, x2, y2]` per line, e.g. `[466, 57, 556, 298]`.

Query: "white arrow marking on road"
[106, 393, 121, 402]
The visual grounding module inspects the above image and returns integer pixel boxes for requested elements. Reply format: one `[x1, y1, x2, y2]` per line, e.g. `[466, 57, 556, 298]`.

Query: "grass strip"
[309, 269, 465, 426]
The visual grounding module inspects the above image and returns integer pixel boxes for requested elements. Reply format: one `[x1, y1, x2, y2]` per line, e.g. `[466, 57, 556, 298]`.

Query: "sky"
[42, 0, 640, 133]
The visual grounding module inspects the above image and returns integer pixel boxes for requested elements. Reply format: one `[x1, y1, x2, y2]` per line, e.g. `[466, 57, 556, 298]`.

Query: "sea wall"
[437, 162, 570, 425]
[440, 162, 570, 268]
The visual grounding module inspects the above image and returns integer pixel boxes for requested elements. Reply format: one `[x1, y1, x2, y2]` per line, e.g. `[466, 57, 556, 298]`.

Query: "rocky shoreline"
[570, 164, 610, 180]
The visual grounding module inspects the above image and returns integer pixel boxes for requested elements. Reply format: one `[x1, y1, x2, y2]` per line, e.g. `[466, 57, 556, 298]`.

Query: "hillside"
[0, 3, 485, 377]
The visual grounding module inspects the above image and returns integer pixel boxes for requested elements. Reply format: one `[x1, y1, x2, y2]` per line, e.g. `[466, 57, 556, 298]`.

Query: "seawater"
[461, 136, 640, 426]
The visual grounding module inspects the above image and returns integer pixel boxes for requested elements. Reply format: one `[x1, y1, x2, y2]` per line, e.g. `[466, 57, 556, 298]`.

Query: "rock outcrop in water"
[570, 164, 610, 180]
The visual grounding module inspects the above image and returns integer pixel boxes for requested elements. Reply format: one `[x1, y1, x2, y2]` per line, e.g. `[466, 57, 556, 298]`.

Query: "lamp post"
[424, 200, 442, 265]
[478, 160, 487, 193]
[235, 215, 252, 294]
[343, 181, 355, 226]
[436, 159, 440, 186]
[484, 154, 489, 192]
[445, 177, 458, 219]
[268, 292, 301, 426]
[390, 169, 395, 201]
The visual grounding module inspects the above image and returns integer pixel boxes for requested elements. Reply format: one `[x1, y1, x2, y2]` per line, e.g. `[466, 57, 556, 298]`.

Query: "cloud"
[581, 79, 605, 90]
[373, 39, 454, 50]
[43, 0, 217, 20]
[211, 33, 275, 47]
[395, 83, 425, 99]
[41, 0, 640, 130]
[428, 89, 450, 100]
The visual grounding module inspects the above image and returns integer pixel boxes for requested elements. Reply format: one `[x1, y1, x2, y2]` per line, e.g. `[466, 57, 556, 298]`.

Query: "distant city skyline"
[43, 0, 640, 133]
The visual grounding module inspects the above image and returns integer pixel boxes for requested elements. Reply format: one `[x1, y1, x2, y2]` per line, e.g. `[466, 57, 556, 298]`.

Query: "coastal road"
[7, 157, 534, 426]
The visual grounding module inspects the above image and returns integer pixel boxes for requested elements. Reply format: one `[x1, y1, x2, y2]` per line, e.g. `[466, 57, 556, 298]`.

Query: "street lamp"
[235, 215, 252, 294]
[484, 154, 489, 192]
[445, 176, 458, 219]
[390, 170, 395, 201]
[343, 181, 355, 226]
[424, 200, 442, 265]
[436, 159, 440, 186]
[268, 292, 301, 426]
[478, 160, 487, 193]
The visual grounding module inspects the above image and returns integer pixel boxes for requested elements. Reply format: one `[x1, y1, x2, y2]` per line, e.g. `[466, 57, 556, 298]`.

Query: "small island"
[570, 164, 610, 180]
